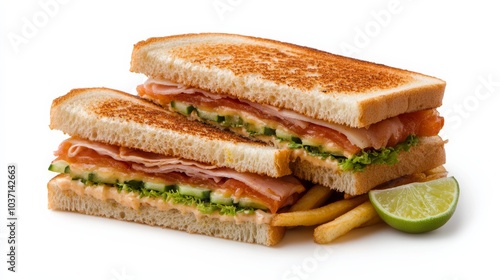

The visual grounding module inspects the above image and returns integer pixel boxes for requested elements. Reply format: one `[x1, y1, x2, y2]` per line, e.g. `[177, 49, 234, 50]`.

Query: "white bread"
[130, 33, 446, 128]
[49, 87, 291, 178]
[291, 136, 446, 195]
[47, 174, 285, 246]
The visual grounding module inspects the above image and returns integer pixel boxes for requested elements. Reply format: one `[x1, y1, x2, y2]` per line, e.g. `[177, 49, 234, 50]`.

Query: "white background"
[1, 0, 499, 279]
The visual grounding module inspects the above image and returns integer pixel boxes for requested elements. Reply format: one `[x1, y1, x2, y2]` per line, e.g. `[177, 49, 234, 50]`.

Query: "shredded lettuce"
[289, 135, 419, 172]
[70, 173, 259, 216]
[338, 135, 419, 172]
[112, 182, 256, 215]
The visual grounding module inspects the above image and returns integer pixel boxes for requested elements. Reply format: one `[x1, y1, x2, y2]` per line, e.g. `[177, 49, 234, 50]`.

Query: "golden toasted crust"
[51, 87, 254, 143]
[47, 175, 285, 246]
[50, 87, 291, 177]
[130, 33, 446, 127]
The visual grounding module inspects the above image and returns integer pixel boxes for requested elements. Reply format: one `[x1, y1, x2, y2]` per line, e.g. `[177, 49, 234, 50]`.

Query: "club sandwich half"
[47, 87, 306, 246]
[130, 33, 447, 195]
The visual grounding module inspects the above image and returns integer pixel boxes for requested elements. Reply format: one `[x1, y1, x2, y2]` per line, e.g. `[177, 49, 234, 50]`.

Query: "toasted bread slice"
[48, 174, 285, 246]
[130, 33, 445, 128]
[49, 87, 291, 177]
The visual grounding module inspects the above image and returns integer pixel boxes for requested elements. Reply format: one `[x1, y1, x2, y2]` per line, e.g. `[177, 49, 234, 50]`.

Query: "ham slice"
[142, 78, 443, 151]
[61, 138, 304, 203]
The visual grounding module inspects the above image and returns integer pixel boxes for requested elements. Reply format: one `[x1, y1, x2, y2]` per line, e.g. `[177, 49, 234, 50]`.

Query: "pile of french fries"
[272, 166, 449, 244]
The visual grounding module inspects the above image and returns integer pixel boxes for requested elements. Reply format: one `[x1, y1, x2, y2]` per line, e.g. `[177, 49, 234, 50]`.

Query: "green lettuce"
[114, 182, 256, 215]
[289, 135, 419, 172]
[338, 135, 419, 172]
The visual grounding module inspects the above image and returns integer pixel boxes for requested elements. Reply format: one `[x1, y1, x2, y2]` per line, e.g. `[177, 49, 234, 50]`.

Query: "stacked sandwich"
[48, 33, 447, 246]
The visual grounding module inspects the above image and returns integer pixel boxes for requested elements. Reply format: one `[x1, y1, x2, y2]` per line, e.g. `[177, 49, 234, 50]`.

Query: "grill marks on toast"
[170, 43, 412, 93]
[88, 91, 258, 144]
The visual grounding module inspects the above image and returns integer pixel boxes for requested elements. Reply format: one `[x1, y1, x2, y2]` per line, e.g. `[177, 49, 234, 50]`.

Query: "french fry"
[289, 184, 335, 212]
[309, 167, 448, 244]
[313, 201, 379, 244]
[358, 215, 383, 228]
[424, 165, 447, 176]
[423, 165, 448, 181]
[271, 195, 367, 227]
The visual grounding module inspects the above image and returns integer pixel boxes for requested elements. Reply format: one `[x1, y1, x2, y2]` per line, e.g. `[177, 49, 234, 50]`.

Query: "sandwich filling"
[137, 79, 444, 171]
[48, 137, 305, 215]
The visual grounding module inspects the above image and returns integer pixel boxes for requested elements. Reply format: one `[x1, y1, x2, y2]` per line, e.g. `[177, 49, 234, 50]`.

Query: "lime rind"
[369, 177, 459, 234]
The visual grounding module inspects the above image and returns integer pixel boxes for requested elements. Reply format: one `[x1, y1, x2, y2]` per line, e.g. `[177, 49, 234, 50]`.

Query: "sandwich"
[47, 87, 306, 246]
[129, 33, 447, 196]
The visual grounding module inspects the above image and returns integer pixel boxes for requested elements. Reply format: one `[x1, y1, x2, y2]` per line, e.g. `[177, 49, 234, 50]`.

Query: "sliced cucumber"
[223, 115, 244, 127]
[178, 184, 211, 200]
[124, 180, 144, 190]
[301, 138, 322, 147]
[165, 185, 177, 192]
[276, 129, 301, 143]
[144, 182, 176, 192]
[171, 101, 195, 116]
[237, 197, 268, 210]
[291, 136, 302, 144]
[48, 160, 70, 174]
[144, 182, 168, 192]
[245, 123, 266, 135]
[197, 109, 224, 123]
[91, 171, 119, 185]
[275, 128, 292, 140]
[263, 126, 276, 136]
[210, 191, 233, 205]
[87, 172, 97, 183]
[68, 172, 92, 185]
[72, 171, 97, 183]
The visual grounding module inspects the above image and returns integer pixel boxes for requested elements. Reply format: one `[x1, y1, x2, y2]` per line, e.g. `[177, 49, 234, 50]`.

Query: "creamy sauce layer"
[54, 176, 273, 225]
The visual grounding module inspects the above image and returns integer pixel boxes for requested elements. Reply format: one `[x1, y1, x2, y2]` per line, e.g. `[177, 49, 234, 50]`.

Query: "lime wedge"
[368, 177, 459, 233]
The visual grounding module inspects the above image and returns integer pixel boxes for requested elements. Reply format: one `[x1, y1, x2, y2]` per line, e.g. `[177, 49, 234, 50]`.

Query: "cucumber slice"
[144, 182, 176, 192]
[291, 136, 302, 144]
[197, 109, 224, 123]
[124, 180, 144, 190]
[69, 171, 95, 185]
[165, 185, 177, 192]
[91, 171, 119, 185]
[238, 197, 268, 210]
[263, 127, 276, 136]
[275, 128, 291, 140]
[276, 129, 301, 143]
[73, 172, 97, 184]
[178, 184, 211, 200]
[143, 182, 168, 192]
[210, 191, 233, 205]
[87, 172, 97, 183]
[48, 160, 70, 174]
[301, 138, 322, 147]
[223, 115, 244, 127]
[245, 123, 265, 135]
[171, 101, 195, 116]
